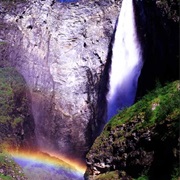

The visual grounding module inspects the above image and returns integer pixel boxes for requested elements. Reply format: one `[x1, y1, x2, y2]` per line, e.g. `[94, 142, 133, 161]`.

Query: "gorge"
[0, 0, 179, 179]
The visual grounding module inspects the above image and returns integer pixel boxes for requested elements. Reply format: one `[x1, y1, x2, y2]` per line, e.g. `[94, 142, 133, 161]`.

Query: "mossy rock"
[0, 68, 31, 179]
[86, 80, 180, 179]
[107, 80, 180, 130]
[0, 152, 27, 180]
[0, 67, 29, 151]
[94, 171, 121, 180]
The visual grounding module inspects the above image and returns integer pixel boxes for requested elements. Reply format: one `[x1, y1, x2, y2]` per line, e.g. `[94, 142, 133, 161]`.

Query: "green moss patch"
[91, 81, 180, 153]
[0, 67, 29, 151]
[0, 174, 12, 180]
[0, 67, 27, 123]
[0, 152, 26, 180]
[107, 80, 180, 130]
[95, 171, 120, 180]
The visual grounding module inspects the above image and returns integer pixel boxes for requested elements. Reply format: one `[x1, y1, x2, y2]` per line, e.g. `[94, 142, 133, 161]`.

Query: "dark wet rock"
[85, 81, 180, 179]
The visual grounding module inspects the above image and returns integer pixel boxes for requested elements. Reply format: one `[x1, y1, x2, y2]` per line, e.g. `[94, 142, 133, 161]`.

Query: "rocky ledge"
[85, 81, 180, 180]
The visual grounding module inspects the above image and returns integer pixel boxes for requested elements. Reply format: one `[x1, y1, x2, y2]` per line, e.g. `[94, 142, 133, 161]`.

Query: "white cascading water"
[107, 0, 143, 121]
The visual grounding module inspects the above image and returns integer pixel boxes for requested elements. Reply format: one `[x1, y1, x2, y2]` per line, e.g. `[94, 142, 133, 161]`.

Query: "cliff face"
[0, 0, 122, 159]
[0, 67, 36, 151]
[134, 0, 179, 99]
[85, 81, 180, 180]
[0, 0, 178, 165]
[85, 0, 179, 179]
[0, 152, 27, 180]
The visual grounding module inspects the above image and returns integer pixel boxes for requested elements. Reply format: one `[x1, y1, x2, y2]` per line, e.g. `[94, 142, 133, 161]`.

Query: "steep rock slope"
[0, 152, 27, 180]
[0, 67, 36, 151]
[134, 0, 179, 99]
[0, 0, 121, 159]
[0, 67, 35, 180]
[85, 1, 180, 179]
[85, 81, 180, 180]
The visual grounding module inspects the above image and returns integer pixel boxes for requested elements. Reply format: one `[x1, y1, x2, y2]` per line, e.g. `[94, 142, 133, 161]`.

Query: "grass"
[0, 152, 26, 180]
[95, 171, 120, 180]
[106, 80, 180, 130]
[134, 176, 148, 180]
[0, 174, 12, 180]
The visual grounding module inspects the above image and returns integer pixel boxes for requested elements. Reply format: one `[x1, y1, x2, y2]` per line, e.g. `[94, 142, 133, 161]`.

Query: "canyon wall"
[0, 67, 36, 152]
[85, 80, 180, 180]
[85, 0, 179, 179]
[0, 0, 121, 159]
[1, 0, 178, 162]
[134, 0, 179, 99]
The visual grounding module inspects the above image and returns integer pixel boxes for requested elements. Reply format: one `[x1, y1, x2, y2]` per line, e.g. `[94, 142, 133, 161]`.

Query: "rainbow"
[7, 149, 86, 178]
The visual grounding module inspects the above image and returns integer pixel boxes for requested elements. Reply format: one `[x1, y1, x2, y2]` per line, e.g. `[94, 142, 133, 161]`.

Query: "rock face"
[134, 0, 179, 99]
[0, 67, 36, 151]
[0, 152, 27, 180]
[85, 81, 180, 180]
[0, 0, 122, 159]
[85, 1, 179, 178]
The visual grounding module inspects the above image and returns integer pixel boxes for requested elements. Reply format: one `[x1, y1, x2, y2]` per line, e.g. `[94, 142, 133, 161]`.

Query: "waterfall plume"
[107, 0, 143, 121]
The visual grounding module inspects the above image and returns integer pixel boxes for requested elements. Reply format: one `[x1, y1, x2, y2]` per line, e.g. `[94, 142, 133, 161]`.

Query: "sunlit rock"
[0, 0, 121, 159]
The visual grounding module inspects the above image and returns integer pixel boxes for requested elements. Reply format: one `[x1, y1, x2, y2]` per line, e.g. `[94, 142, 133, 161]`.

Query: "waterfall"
[107, 0, 143, 121]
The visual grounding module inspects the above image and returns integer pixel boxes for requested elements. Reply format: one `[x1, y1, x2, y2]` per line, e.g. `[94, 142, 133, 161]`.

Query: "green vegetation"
[88, 80, 180, 179]
[0, 41, 6, 45]
[134, 175, 148, 180]
[0, 152, 26, 180]
[171, 165, 180, 180]
[107, 80, 180, 131]
[0, 68, 29, 178]
[0, 174, 12, 180]
[95, 171, 120, 180]
[0, 67, 29, 151]
[0, 67, 27, 126]
[95, 80, 180, 146]
[0, 67, 35, 180]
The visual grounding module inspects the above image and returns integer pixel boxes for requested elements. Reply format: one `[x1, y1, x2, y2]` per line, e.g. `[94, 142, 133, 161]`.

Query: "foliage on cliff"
[108, 80, 180, 129]
[0, 67, 30, 151]
[85, 80, 180, 180]
[0, 152, 27, 180]
[0, 67, 33, 179]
